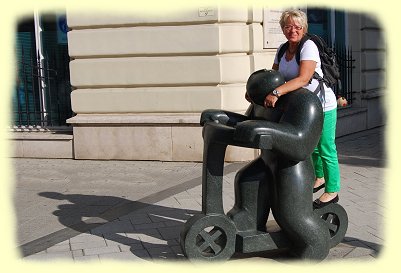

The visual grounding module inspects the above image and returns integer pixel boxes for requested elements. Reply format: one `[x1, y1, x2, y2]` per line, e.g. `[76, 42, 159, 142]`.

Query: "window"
[13, 13, 72, 128]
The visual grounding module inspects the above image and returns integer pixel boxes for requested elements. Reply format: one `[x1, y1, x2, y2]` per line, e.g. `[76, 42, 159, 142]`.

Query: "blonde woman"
[266, 9, 341, 208]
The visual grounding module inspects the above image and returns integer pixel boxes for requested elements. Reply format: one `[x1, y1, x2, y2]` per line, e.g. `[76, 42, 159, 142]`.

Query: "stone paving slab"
[12, 127, 386, 263]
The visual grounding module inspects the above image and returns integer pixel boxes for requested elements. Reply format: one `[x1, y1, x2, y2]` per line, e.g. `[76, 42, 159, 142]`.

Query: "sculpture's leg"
[201, 139, 228, 215]
[275, 158, 330, 260]
[227, 157, 271, 232]
[181, 124, 239, 261]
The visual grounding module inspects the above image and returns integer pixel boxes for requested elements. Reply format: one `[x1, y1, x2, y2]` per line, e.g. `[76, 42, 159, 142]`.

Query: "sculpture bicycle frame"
[180, 87, 348, 261]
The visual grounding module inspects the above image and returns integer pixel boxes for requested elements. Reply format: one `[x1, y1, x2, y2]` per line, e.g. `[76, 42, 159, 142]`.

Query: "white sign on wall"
[198, 7, 215, 17]
[263, 8, 287, 49]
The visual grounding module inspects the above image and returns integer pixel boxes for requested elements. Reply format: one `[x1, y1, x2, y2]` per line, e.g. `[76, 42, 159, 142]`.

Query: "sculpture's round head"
[246, 69, 285, 106]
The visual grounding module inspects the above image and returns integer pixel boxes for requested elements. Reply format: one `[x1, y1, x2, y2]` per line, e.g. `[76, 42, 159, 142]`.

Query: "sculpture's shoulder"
[284, 88, 320, 103]
[249, 88, 321, 123]
[250, 104, 284, 123]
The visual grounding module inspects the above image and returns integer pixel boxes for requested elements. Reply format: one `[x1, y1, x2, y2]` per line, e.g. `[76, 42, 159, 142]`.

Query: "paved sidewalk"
[12, 126, 386, 262]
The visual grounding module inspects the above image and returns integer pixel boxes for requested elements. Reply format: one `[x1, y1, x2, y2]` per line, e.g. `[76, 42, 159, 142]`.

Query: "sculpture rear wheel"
[314, 203, 348, 248]
[180, 214, 236, 261]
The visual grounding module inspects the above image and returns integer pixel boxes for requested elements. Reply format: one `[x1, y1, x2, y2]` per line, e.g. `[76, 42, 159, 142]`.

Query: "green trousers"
[312, 108, 341, 192]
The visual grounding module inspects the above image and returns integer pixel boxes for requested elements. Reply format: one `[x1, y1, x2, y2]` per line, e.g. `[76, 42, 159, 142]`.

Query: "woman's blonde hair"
[279, 9, 308, 32]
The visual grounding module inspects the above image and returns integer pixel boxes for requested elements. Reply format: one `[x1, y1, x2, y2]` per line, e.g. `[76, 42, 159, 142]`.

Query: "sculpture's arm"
[200, 109, 249, 127]
[233, 120, 313, 161]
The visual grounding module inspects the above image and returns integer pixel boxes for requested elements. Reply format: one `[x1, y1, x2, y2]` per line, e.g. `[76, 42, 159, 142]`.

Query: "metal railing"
[333, 44, 355, 105]
[12, 46, 73, 128]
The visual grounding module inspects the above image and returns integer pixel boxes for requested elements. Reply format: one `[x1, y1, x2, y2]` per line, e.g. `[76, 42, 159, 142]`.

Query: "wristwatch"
[272, 89, 280, 98]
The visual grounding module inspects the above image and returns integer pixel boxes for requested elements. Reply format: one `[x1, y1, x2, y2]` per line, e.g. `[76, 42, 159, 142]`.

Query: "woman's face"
[282, 17, 305, 44]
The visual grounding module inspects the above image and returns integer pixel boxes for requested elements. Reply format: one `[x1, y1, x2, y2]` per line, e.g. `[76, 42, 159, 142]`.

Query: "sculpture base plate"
[236, 230, 291, 253]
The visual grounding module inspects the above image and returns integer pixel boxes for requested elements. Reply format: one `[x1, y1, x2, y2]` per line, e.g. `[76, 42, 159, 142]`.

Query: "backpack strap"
[277, 34, 310, 65]
[312, 71, 326, 103]
[277, 42, 289, 65]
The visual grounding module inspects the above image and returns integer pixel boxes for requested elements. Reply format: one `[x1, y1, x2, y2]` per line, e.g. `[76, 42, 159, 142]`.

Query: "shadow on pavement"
[29, 191, 292, 262]
[33, 192, 290, 261]
[343, 237, 382, 256]
[18, 162, 248, 260]
[33, 191, 196, 260]
[23, 191, 382, 262]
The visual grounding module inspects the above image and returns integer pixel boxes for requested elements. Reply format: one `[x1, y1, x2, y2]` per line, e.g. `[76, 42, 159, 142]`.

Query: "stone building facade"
[12, 7, 386, 161]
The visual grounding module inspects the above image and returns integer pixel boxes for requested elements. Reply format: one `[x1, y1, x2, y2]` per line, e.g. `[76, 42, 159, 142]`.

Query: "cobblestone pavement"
[12, 126, 386, 263]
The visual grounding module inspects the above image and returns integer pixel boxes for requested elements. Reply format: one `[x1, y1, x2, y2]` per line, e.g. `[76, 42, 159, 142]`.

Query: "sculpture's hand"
[200, 110, 230, 126]
[200, 110, 248, 127]
[233, 120, 273, 149]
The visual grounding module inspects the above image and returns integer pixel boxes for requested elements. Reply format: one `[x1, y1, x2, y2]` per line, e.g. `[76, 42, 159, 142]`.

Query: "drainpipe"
[34, 10, 47, 127]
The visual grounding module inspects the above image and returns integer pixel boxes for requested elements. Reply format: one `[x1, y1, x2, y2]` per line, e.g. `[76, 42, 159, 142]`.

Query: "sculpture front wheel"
[180, 214, 236, 261]
[314, 203, 348, 248]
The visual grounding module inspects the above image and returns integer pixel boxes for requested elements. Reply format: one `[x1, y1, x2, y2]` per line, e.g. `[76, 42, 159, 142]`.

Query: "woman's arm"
[265, 60, 317, 107]
[276, 60, 316, 94]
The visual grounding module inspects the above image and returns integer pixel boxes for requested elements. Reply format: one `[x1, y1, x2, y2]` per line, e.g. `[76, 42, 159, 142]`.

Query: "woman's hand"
[264, 93, 278, 108]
